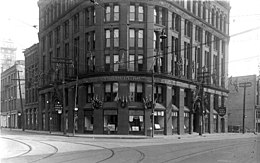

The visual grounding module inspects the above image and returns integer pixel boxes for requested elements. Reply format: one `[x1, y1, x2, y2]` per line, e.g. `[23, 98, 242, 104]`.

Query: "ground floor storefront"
[36, 76, 228, 135]
[0, 111, 21, 129]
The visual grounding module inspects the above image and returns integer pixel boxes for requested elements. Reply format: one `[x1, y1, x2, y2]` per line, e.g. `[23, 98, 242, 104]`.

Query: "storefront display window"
[129, 110, 144, 134]
[104, 110, 118, 134]
[154, 110, 164, 134]
[84, 110, 93, 133]
[184, 112, 189, 133]
[172, 111, 178, 134]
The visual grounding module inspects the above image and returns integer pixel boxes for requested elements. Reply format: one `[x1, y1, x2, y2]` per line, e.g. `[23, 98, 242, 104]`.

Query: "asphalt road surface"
[0, 130, 259, 163]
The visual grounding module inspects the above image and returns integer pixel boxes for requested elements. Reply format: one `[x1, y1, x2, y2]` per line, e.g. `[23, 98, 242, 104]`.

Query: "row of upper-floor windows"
[42, 27, 225, 55]
[155, 2, 228, 34]
[41, 0, 81, 28]
[1, 72, 17, 87]
[25, 88, 38, 104]
[1, 86, 17, 101]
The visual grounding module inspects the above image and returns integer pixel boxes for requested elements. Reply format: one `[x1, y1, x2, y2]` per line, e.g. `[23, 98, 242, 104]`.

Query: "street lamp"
[73, 107, 78, 136]
[151, 29, 167, 138]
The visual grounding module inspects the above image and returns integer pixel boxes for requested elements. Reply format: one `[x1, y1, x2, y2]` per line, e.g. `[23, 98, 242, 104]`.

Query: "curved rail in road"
[0, 137, 32, 158]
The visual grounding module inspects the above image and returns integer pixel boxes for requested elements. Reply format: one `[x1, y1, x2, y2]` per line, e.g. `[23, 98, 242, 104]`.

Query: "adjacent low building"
[227, 75, 258, 133]
[0, 61, 25, 129]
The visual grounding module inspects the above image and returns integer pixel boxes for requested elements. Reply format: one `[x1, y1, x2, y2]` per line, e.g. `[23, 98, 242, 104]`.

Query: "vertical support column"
[145, 83, 153, 136]
[180, 18, 185, 77]
[177, 88, 185, 135]
[117, 82, 129, 134]
[38, 94, 43, 130]
[93, 82, 103, 134]
[165, 85, 173, 135]
[95, 4, 104, 72]
[166, 11, 172, 74]
[209, 93, 214, 133]
[119, 2, 129, 71]
[78, 85, 85, 133]
[44, 93, 49, 131]
[218, 95, 221, 132]
[188, 90, 194, 134]
[146, 5, 155, 72]
[68, 88, 74, 133]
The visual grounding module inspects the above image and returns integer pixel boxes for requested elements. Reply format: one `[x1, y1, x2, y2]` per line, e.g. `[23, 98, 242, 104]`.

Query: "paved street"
[0, 129, 259, 163]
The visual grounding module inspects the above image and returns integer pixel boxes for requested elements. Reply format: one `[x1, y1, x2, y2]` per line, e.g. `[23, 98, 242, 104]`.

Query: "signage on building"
[218, 107, 226, 117]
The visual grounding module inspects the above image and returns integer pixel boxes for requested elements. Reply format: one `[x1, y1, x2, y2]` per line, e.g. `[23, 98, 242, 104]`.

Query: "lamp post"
[151, 29, 167, 138]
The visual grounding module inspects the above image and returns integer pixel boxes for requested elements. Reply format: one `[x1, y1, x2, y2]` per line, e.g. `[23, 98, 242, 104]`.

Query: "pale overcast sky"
[0, 0, 260, 77]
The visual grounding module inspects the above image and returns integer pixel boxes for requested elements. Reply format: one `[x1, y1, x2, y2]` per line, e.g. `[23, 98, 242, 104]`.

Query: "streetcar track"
[0, 137, 32, 158]
[161, 140, 256, 163]
[28, 141, 59, 163]
[47, 141, 115, 163]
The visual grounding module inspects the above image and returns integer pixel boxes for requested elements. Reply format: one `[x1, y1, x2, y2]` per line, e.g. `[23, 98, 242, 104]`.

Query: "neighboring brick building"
[37, 0, 230, 135]
[23, 43, 40, 130]
[0, 61, 25, 129]
[227, 75, 257, 133]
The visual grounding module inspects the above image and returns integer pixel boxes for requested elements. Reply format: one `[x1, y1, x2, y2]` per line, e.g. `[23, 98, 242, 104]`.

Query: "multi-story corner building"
[0, 60, 25, 129]
[23, 44, 40, 130]
[227, 75, 258, 133]
[37, 0, 230, 135]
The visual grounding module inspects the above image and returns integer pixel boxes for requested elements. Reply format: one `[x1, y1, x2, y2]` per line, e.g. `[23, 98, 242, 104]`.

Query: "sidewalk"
[1, 128, 257, 140]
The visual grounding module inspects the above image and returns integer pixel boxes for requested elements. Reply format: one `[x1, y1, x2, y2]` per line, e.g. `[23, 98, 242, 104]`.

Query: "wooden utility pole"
[12, 71, 25, 131]
[239, 81, 252, 134]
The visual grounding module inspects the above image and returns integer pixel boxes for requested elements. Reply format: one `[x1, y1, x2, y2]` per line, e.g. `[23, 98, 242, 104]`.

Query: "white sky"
[0, 0, 260, 77]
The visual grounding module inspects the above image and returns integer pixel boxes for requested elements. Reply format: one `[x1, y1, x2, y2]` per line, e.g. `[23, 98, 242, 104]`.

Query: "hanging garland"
[91, 97, 103, 109]
[143, 97, 153, 109]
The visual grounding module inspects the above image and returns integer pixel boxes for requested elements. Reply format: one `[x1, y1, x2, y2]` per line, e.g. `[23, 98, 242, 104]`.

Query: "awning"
[184, 106, 190, 112]
[154, 103, 166, 110]
[172, 104, 179, 111]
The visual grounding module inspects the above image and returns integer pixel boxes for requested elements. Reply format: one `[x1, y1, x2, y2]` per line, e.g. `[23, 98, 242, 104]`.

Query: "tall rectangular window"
[113, 54, 119, 71]
[85, 33, 90, 51]
[138, 6, 144, 21]
[129, 83, 143, 102]
[154, 85, 163, 103]
[114, 29, 119, 47]
[64, 20, 69, 39]
[48, 32, 52, 48]
[85, 8, 90, 26]
[105, 29, 111, 48]
[104, 82, 118, 102]
[129, 54, 135, 71]
[138, 55, 143, 71]
[129, 29, 135, 47]
[92, 7, 96, 24]
[138, 29, 143, 48]
[105, 6, 111, 22]
[73, 13, 79, 33]
[130, 5, 135, 21]
[92, 31, 96, 50]
[86, 84, 94, 103]
[105, 55, 110, 72]
[56, 26, 60, 44]
[114, 5, 119, 21]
